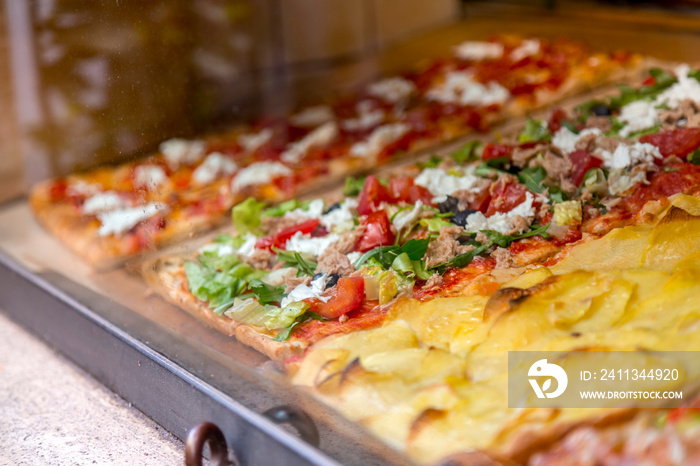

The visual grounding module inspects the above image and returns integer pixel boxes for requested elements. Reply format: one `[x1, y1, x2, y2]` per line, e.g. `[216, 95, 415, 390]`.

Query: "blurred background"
[2, 0, 700, 201]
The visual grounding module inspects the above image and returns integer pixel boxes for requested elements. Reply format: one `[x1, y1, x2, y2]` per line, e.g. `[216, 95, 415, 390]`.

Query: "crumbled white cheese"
[280, 121, 338, 164]
[598, 142, 662, 170]
[618, 100, 660, 137]
[284, 199, 357, 232]
[231, 162, 292, 191]
[67, 181, 101, 197]
[655, 64, 700, 109]
[349, 123, 410, 159]
[133, 165, 168, 191]
[342, 101, 385, 131]
[426, 71, 510, 107]
[96, 203, 167, 237]
[280, 274, 329, 307]
[414, 167, 482, 203]
[289, 105, 335, 128]
[510, 39, 540, 62]
[464, 192, 535, 235]
[284, 199, 326, 220]
[216, 245, 235, 256]
[82, 191, 130, 215]
[319, 199, 358, 231]
[392, 201, 424, 231]
[285, 232, 340, 257]
[551, 127, 603, 154]
[160, 138, 206, 167]
[238, 128, 272, 153]
[367, 77, 416, 104]
[192, 152, 238, 185]
[346, 251, 361, 264]
[236, 232, 257, 258]
[454, 41, 504, 61]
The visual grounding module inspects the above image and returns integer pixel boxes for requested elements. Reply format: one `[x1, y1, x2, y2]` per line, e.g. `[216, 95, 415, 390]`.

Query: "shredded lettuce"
[519, 119, 551, 143]
[233, 197, 266, 235]
[263, 301, 309, 330]
[451, 141, 482, 164]
[262, 199, 312, 218]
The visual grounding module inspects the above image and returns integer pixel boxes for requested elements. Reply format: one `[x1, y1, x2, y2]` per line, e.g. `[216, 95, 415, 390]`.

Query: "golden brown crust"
[141, 254, 306, 361]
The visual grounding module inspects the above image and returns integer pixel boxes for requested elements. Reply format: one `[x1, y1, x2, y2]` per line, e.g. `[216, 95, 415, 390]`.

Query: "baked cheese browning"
[288, 196, 700, 464]
[31, 36, 643, 268]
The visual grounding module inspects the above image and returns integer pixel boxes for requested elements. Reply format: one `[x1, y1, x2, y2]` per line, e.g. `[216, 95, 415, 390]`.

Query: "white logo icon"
[528, 359, 568, 399]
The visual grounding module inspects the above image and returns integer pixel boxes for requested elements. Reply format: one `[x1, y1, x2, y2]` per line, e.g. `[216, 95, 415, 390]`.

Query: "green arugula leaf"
[451, 141, 482, 163]
[625, 124, 662, 138]
[560, 121, 579, 134]
[354, 238, 429, 269]
[548, 187, 569, 204]
[519, 119, 552, 143]
[416, 155, 443, 169]
[517, 166, 547, 194]
[233, 197, 266, 235]
[343, 176, 366, 196]
[604, 118, 626, 137]
[273, 248, 318, 276]
[249, 280, 285, 305]
[436, 243, 490, 272]
[688, 149, 700, 165]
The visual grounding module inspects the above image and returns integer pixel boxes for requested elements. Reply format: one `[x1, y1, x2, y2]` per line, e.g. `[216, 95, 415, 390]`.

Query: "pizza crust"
[141, 253, 308, 361]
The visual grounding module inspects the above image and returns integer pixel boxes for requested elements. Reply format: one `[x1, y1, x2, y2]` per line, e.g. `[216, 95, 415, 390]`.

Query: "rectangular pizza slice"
[30, 36, 644, 269]
[142, 63, 700, 362]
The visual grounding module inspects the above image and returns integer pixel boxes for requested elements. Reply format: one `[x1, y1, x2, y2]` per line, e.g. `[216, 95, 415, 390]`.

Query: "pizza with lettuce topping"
[30, 36, 642, 269]
[143, 64, 700, 362]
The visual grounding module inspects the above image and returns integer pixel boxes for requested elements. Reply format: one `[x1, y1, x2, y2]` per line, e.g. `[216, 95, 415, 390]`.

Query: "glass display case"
[2, 1, 700, 464]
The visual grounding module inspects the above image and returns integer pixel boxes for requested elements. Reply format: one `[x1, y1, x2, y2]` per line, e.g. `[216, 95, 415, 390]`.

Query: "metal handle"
[263, 405, 320, 447]
[185, 422, 231, 466]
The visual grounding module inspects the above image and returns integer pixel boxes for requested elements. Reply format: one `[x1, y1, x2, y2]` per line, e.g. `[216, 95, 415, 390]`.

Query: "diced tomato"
[485, 180, 528, 216]
[569, 150, 603, 187]
[641, 75, 656, 86]
[255, 218, 320, 250]
[388, 177, 414, 202]
[640, 128, 700, 159]
[481, 143, 514, 161]
[469, 189, 492, 214]
[357, 175, 391, 215]
[547, 107, 569, 133]
[48, 179, 68, 201]
[305, 276, 365, 319]
[666, 407, 700, 424]
[354, 210, 395, 252]
[408, 185, 434, 205]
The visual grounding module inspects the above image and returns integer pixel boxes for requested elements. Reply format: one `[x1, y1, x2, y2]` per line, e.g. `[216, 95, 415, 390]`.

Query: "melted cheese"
[231, 162, 292, 191]
[133, 165, 168, 191]
[367, 77, 416, 104]
[192, 152, 237, 185]
[454, 41, 504, 61]
[82, 191, 129, 215]
[289, 105, 334, 128]
[281, 121, 338, 164]
[426, 72, 509, 107]
[238, 128, 272, 153]
[285, 232, 340, 257]
[350, 123, 409, 159]
[160, 138, 206, 167]
[97, 203, 167, 236]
